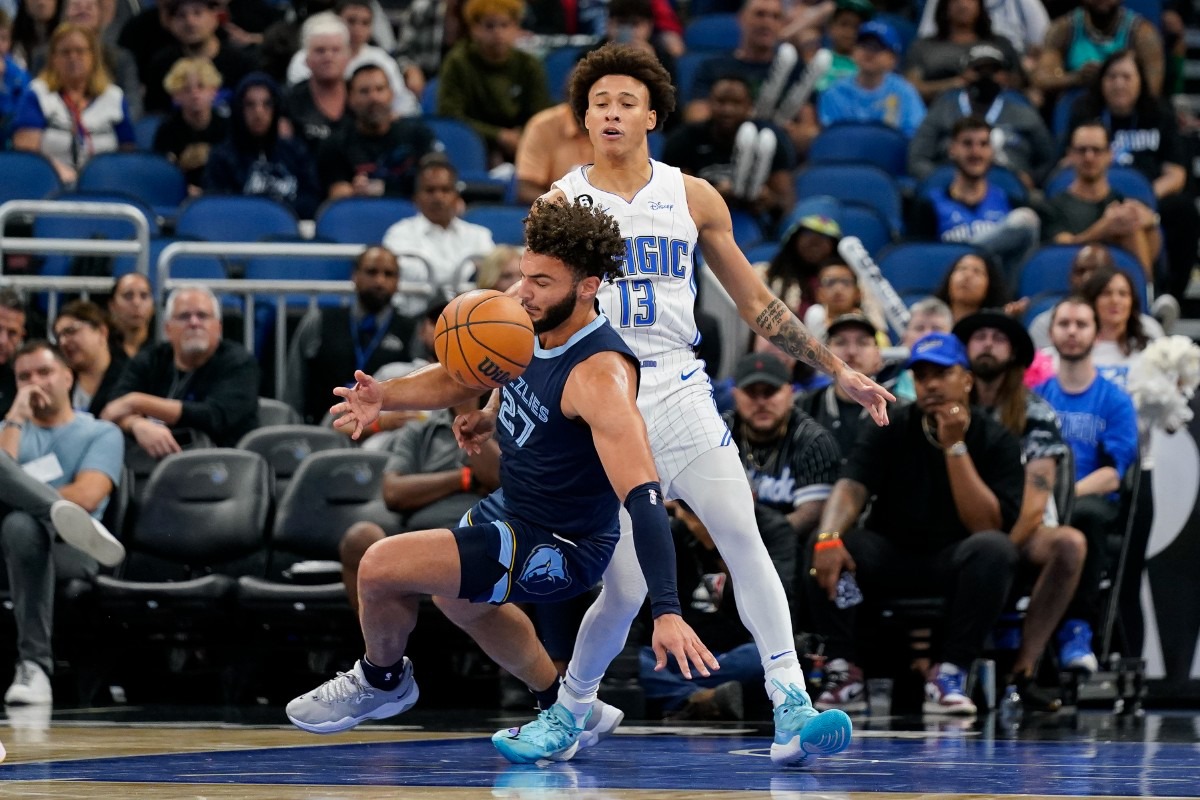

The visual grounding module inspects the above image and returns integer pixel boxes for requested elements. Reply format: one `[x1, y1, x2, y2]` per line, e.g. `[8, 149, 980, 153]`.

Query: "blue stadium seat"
[744, 241, 779, 265]
[688, 0, 739, 15]
[314, 197, 416, 244]
[113, 236, 228, 291]
[421, 76, 439, 115]
[795, 164, 903, 235]
[77, 152, 187, 221]
[839, 204, 892, 256]
[808, 123, 910, 178]
[877, 242, 977, 296]
[544, 46, 582, 103]
[175, 196, 300, 242]
[1017, 244, 1148, 311]
[648, 130, 664, 161]
[134, 114, 165, 151]
[1124, 0, 1162, 27]
[683, 14, 739, 52]
[918, 164, 1029, 206]
[0, 151, 62, 204]
[730, 208, 763, 249]
[463, 205, 527, 246]
[425, 116, 488, 174]
[1044, 166, 1157, 209]
[674, 52, 709, 106]
[33, 192, 158, 277]
[1052, 88, 1086, 146]
[243, 254, 354, 306]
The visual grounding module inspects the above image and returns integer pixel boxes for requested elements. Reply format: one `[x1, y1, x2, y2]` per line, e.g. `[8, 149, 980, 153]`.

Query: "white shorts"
[635, 349, 732, 491]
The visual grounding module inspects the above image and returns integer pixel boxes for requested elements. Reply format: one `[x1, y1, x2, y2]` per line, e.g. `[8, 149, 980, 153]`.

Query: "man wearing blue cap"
[805, 332, 1023, 715]
[817, 20, 926, 137]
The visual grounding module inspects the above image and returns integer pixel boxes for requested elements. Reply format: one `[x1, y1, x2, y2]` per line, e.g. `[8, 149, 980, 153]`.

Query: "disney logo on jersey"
[648, 201, 674, 212]
[617, 235, 689, 278]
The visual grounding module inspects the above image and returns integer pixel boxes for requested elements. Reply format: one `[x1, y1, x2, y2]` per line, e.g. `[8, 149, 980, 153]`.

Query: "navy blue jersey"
[929, 184, 1014, 243]
[497, 314, 637, 537]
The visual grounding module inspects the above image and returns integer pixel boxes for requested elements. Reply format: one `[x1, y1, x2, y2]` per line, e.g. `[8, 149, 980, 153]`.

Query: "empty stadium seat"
[421, 76, 439, 115]
[424, 116, 509, 202]
[795, 164, 903, 235]
[730, 208, 763, 249]
[544, 45, 582, 102]
[463, 204, 528, 246]
[683, 14, 739, 51]
[175, 195, 300, 242]
[0, 151, 62, 204]
[258, 397, 303, 427]
[808, 123, 910, 178]
[673, 52, 709, 106]
[76, 152, 187, 221]
[314, 197, 416, 244]
[236, 424, 350, 498]
[33, 192, 158, 277]
[877, 242, 978, 296]
[839, 204, 893, 256]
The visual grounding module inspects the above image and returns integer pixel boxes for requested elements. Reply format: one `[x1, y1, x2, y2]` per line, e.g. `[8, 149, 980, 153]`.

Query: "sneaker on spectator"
[665, 680, 744, 722]
[924, 662, 977, 715]
[1012, 671, 1062, 713]
[1057, 619, 1099, 674]
[578, 698, 623, 750]
[50, 500, 125, 568]
[5, 660, 52, 706]
[815, 658, 866, 713]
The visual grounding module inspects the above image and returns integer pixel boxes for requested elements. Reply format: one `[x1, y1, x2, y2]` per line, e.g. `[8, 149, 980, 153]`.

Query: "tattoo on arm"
[757, 299, 840, 374]
[1028, 471, 1053, 493]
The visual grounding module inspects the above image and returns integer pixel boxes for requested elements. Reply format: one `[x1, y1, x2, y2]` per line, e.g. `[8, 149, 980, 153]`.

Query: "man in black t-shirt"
[806, 332, 1022, 716]
[317, 63, 436, 200]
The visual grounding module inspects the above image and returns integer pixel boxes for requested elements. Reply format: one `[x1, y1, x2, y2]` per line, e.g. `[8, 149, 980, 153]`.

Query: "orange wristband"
[461, 467, 473, 492]
[368, 418, 382, 434]
[813, 539, 845, 552]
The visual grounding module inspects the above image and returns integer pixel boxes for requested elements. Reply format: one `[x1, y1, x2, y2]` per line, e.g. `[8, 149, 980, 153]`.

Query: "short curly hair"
[568, 43, 676, 132]
[524, 199, 626, 283]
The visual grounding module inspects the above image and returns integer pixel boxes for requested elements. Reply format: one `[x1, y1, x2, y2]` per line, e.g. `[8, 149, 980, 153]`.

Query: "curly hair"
[568, 43, 676, 132]
[524, 199, 626, 282]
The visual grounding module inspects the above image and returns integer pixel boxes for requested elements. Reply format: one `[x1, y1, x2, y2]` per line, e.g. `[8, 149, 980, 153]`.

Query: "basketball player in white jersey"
[486, 44, 894, 766]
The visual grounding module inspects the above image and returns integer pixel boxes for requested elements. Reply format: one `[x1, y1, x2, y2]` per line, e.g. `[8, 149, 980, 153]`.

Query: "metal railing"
[0, 199, 152, 276]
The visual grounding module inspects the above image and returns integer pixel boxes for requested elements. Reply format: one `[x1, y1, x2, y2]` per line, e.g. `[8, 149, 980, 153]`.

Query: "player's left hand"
[453, 408, 497, 454]
[650, 614, 720, 680]
[836, 368, 895, 426]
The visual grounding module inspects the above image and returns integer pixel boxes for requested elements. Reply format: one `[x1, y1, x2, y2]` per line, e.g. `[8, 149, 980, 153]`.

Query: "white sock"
[558, 672, 596, 725]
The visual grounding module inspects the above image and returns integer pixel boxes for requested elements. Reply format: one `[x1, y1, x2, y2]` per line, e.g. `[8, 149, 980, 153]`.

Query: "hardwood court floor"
[0, 704, 1197, 799]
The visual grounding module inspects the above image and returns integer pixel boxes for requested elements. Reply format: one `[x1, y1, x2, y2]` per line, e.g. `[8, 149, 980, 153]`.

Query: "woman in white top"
[11, 22, 133, 184]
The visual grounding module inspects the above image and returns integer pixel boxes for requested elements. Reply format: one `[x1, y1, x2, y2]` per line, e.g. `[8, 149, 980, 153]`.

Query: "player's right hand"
[330, 369, 383, 440]
[452, 409, 496, 454]
[811, 543, 856, 602]
[650, 614, 720, 680]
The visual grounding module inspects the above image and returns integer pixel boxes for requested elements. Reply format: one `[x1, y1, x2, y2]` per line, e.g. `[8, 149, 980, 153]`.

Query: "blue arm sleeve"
[624, 481, 682, 618]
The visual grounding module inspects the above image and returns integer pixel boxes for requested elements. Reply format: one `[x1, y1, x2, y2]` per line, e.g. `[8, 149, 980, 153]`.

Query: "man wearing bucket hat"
[757, 196, 843, 322]
[955, 309, 1080, 712]
[805, 332, 1023, 715]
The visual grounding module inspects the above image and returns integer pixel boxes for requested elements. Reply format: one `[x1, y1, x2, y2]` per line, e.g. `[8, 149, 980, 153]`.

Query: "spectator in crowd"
[805, 331, 1022, 714]
[514, 96, 592, 204]
[1070, 49, 1197, 302]
[12, 22, 134, 184]
[817, 20, 926, 138]
[474, 244, 523, 292]
[51, 299, 127, 416]
[106, 272, 154, 360]
[955, 309, 1080, 712]
[116, 1, 169, 86]
[436, 0, 551, 167]
[0, 287, 26, 417]
[2, 339, 124, 705]
[524, 0, 684, 56]
[1035, 296, 1139, 675]
[892, 296, 955, 402]
[9, 0, 60, 70]
[908, 44, 1055, 187]
[391, 0, 450, 80]
[382, 154, 496, 291]
[909, 116, 1041, 283]
[283, 12, 352, 157]
[802, 261, 888, 344]
[760, 199, 842, 320]
[338, 394, 502, 611]
[933, 251, 1013, 323]
[58, 0, 139, 119]
[1040, 121, 1161, 277]
[0, 9, 33, 141]
[581, 0, 676, 84]
[318, 62, 436, 200]
[917, 0, 1049, 72]
[904, 0, 1022, 105]
[285, 246, 421, 425]
[102, 285, 259, 454]
[205, 72, 321, 219]
[286, 1, 420, 118]
[1034, 0, 1164, 101]
[797, 312, 886, 458]
[804, 0, 872, 92]
[153, 56, 228, 195]
[663, 74, 797, 230]
[141, 0, 255, 115]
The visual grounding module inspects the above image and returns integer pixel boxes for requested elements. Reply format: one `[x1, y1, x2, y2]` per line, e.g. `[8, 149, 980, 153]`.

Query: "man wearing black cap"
[798, 312, 884, 458]
[909, 43, 1055, 188]
[806, 332, 1023, 715]
[956, 310, 1082, 712]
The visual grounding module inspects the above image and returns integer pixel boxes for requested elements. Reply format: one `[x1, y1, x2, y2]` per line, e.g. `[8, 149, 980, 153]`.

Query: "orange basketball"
[435, 289, 535, 390]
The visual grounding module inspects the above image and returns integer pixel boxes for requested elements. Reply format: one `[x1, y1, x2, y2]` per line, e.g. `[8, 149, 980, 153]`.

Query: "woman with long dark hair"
[904, 0, 1021, 104]
[933, 251, 1011, 322]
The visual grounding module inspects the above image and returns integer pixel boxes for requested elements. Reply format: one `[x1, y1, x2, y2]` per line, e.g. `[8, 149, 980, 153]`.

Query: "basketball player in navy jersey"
[286, 200, 718, 760]
[499, 44, 895, 766]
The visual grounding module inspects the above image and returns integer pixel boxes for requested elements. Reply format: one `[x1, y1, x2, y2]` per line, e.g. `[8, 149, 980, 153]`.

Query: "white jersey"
[553, 160, 729, 486]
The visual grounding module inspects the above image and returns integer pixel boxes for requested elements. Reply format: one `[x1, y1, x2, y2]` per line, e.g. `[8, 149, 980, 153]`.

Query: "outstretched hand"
[330, 370, 383, 440]
[836, 367, 895, 426]
[650, 614, 720, 680]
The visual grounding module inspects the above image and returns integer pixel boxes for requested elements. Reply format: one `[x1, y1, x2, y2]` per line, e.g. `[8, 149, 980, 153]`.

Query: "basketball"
[435, 289, 535, 390]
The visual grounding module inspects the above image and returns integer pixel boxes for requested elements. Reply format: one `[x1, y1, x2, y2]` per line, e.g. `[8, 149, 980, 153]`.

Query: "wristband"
[814, 539, 845, 552]
[368, 418, 382, 434]
[816, 530, 841, 542]
[1, 419, 23, 433]
[461, 467, 473, 492]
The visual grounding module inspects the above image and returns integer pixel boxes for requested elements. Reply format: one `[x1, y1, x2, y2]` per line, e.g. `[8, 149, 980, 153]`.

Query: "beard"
[969, 354, 1009, 380]
[1057, 341, 1094, 363]
[531, 289, 578, 334]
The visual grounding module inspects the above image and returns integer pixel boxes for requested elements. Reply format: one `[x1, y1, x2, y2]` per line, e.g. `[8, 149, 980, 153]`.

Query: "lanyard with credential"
[351, 310, 392, 373]
[958, 90, 1004, 127]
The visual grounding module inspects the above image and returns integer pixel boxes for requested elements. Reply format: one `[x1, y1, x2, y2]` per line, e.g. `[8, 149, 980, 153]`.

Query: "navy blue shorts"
[453, 489, 619, 605]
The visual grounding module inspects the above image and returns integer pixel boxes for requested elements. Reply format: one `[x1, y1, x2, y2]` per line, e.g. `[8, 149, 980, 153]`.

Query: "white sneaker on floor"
[50, 500, 125, 567]
[5, 660, 52, 706]
[578, 698, 624, 750]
